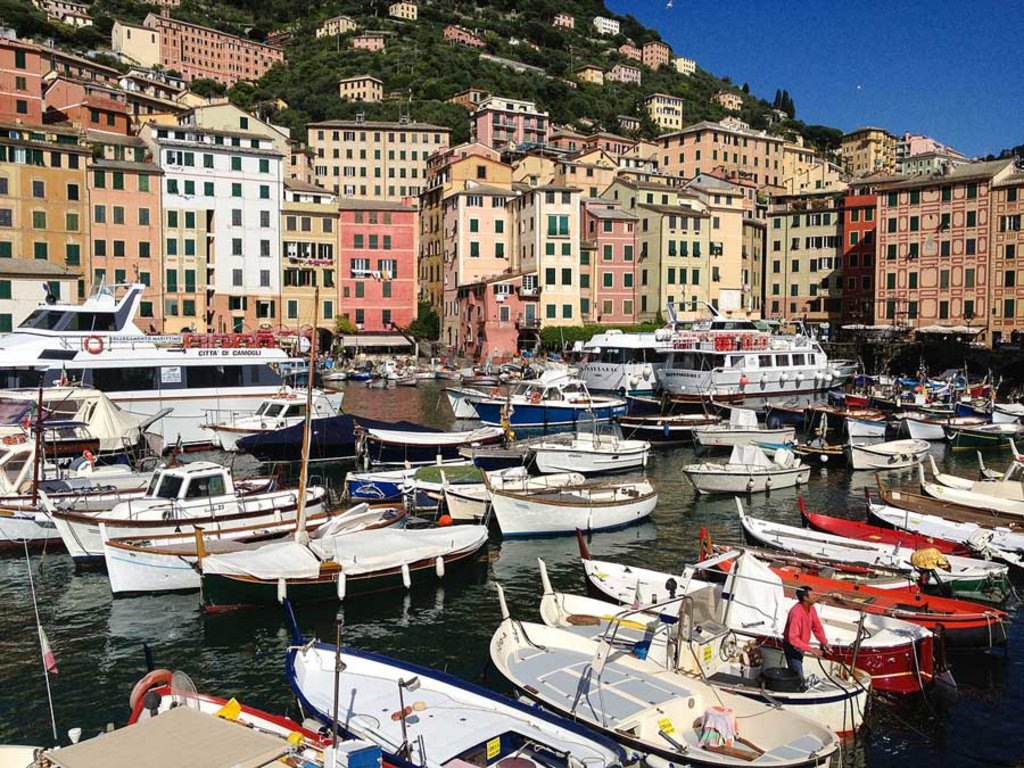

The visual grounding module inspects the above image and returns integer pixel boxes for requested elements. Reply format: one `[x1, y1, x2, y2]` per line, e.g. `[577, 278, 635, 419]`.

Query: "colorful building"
[673, 57, 696, 76]
[338, 75, 383, 103]
[618, 43, 642, 63]
[308, 117, 450, 201]
[592, 16, 621, 36]
[455, 271, 535, 360]
[388, 2, 418, 21]
[644, 93, 685, 133]
[472, 96, 549, 150]
[574, 65, 604, 86]
[86, 131, 164, 329]
[714, 91, 743, 111]
[658, 119, 785, 188]
[607, 64, 642, 86]
[351, 34, 386, 52]
[446, 88, 490, 111]
[552, 13, 574, 29]
[641, 41, 671, 70]
[0, 37, 44, 125]
[839, 188, 878, 324]
[554, 149, 619, 199]
[0, 258, 79, 331]
[43, 75, 132, 135]
[840, 127, 898, 177]
[338, 199, 418, 332]
[281, 180, 338, 331]
[111, 20, 161, 69]
[443, 25, 485, 49]
[316, 15, 358, 38]
[991, 171, 1024, 343]
[580, 200, 638, 323]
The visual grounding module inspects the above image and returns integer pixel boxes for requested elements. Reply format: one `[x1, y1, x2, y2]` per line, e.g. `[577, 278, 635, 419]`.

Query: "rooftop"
[308, 119, 449, 131]
[583, 204, 637, 220]
[0, 259, 78, 278]
[337, 199, 416, 210]
[877, 159, 1014, 190]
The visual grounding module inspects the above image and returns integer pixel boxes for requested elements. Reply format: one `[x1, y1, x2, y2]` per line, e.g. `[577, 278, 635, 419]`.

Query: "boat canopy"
[727, 407, 759, 429]
[728, 444, 773, 468]
[723, 553, 785, 634]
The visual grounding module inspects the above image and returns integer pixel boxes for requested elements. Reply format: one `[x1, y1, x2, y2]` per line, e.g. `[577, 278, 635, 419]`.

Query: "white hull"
[694, 426, 795, 449]
[52, 489, 325, 561]
[871, 504, 1024, 558]
[443, 484, 489, 522]
[847, 440, 930, 471]
[657, 366, 836, 399]
[846, 418, 887, 439]
[445, 387, 483, 419]
[576, 361, 662, 395]
[531, 435, 650, 475]
[921, 481, 1024, 517]
[0, 512, 62, 547]
[903, 418, 946, 441]
[490, 483, 656, 537]
[684, 465, 810, 494]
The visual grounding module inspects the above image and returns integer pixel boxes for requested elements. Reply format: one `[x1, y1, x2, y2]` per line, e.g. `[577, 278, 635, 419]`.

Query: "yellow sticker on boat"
[486, 738, 500, 760]
[658, 717, 675, 734]
[703, 646, 712, 663]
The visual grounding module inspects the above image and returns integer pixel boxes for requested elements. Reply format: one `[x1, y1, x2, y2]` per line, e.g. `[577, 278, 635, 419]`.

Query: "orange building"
[85, 132, 165, 329]
[659, 119, 785, 188]
[990, 171, 1024, 343]
[43, 75, 132, 134]
[0, 38, 44, 124]
[143, 12, 284, 87]
[641, 41, 671, 70]
[443, 25, 485, 48]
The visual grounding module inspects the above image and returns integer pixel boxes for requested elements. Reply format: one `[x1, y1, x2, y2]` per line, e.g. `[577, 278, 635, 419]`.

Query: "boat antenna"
[24, 541, 58, 741]
[294, 289, 318, 546]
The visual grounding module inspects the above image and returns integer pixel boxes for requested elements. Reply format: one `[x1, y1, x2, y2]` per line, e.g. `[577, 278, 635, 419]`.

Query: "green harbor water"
[0, 381, 1020, 767]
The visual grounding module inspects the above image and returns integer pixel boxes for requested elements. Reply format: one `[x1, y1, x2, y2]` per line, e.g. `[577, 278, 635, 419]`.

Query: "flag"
[39, 626, 58, 675]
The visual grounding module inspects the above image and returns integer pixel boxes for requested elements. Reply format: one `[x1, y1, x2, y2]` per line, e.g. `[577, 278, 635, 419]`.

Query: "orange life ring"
[129, 669, 174, 712]
[489, 388, 501, 398]
[530, 392, 542, 405]
[83, 335, 104, 354]
[2, 434, 27, 445]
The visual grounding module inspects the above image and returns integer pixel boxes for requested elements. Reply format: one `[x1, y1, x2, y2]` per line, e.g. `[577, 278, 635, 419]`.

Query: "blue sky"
[606, 0, 1021, 157]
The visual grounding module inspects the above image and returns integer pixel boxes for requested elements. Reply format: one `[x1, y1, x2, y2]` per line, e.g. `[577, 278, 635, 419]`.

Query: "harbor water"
[0, 381, 1021, 767]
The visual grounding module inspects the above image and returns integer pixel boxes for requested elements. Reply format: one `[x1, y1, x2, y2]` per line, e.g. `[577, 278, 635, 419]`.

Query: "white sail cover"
[723, 552, 787, 635]
[728, 444, 772, 467]
[202, 527, 487, 580]
[366, 427, 503, 446]
[727, 407, 759, 429]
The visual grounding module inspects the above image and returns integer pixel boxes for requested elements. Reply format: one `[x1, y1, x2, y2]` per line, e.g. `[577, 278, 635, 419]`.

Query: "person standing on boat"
[783, 586, 832, 683]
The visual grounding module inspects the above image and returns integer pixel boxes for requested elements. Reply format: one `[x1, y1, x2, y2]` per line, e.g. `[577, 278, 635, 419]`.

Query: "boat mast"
[294, 289, 318, 546]
[31, 381, 44, 505]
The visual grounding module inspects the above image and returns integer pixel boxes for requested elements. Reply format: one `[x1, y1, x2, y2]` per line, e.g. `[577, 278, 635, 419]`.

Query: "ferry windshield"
[19, 309, 119, 332]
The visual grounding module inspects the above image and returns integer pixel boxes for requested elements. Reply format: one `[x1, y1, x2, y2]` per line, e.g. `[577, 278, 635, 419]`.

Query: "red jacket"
[784, 602, 828, 653]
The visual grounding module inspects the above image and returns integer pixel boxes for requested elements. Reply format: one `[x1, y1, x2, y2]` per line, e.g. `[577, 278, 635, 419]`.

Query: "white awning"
[337, 334, 413, 348]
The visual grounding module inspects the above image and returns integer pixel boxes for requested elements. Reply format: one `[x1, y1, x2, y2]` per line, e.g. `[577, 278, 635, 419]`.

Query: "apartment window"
[966, 183, 978, 200]
[0, 242, 9, 258]
[1005, 299, 1016, 319]
[939, 301, 949, 320]
[909, 216, 919, 232]
[138, 208, 150, 226]
[562, 304, 572, 319]
[167, 179, 178, 194]
[940, 270, 949, 289]
[470, 242, 480, 258]
[966, 210, 976, 227]
[495, 243, 505, 258]
[165, 239, 176, 256]
[94, 206, 106, 224]
[259, 270, 271, 288]
[232, 183, 242, 197]
[203, 182, 213, 196]
[965, 268, 975, 288]
[909, 190, 920, 205]
[561, 268, 572, 286]
[545, 268, 556, 285]
[1008, 245, 1017, 260]
[232, 209, 243, 227]
[887, 193, 898, 207]
[114, 241, 126, 258]
[66, 183, 79, 201]
[259, 185, 270, 199]
[908, 301, 918, 320]
[966, 238, 976, 256]
[139, 175, 150, 193]
[232, 238, 243, 256]
[355, 282, 364, 298]
[603, 245, 613, 261]
[165, 269, 178, 292]
[941, 186, 952, 202]
[113, 206, 125, 225]
[65, 244, 80, 266]
[887, 218, 897, 233]
[354, 234, 364, 249]
[112, 172, 124, 191]
[231, 157, 242, 171]
[32, 211, 45, 229]
[940, 212, 951, 229]
[908, 243, 919, 259]
[1006, 270, 1017, 288]
[941, 241, 950, 258]
[232, 269, 243, 287]
[624, 245, 633, 261]
[624, 273, 633, 288]
[909, 272, 918, 290]
[139, 242, 150, 259]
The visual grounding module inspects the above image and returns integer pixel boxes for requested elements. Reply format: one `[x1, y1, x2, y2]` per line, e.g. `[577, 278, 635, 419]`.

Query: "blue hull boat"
[471, 400, 626, 428]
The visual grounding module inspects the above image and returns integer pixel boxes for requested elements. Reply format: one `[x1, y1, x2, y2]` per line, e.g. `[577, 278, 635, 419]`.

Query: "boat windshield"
[284, 404, 306, 417]
[263, 404, 285, 418]
[184, 474, 226, 498]
[148, 472, 184, 499]
[0, 449, 29, 487]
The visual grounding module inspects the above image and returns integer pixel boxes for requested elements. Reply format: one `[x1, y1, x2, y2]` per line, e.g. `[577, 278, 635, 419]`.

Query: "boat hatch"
[451, 730, 569, 768]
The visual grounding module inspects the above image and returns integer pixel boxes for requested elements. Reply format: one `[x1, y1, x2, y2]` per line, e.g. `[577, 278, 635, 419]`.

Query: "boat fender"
[795, 372, 805, 383]
[530, 392, 542, 405]
[779, 372, 788, 383]
[739, 375, 749, 388]
[83, 335, 104, 355]
[129, 669, 173, 712]
[435, 556, 445, 579]
[759, 374, 767, 386]
[336, 571, 346, 601]
[665, 577, 678, 598]
[401, 562, 411, 588]
[83, 450, 96, 466]
[746, 476, 755, 492]
[765, 475, 772, 491]
[277, 577, 287, 604]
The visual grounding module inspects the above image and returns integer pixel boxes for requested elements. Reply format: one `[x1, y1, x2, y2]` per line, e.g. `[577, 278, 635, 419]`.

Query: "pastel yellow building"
[554, 149, 618, 198]
[111, 20, 161, 68]
[511, 154, 556, 188]
[339, 75, 383, 103]
[840, 127, 898, 176]
[574, 65, 604, 86]
[644, 93, 684, 132]
[316, 15, 358, 38]
[388, 2, 417, 21]
[714, 91, 743, 111]
[281, 180, 339, 331]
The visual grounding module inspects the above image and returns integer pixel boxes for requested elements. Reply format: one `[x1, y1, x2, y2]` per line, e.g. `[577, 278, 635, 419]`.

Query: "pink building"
[618, 43, 642, 63]
[642, 41, 671, 70]
[552, 13, 574, 29]
[582, 132, 637, 156]
[338, 199, 418, 332]
[581, 200, 639, 323]
[472, 96, 549, 150]
[456, 272, 536, 360]
[351, 34, 386, 52]
[443, 24, 485, 48]
[549, 129, 587, 153]
[0, 38, 44, 124]
[607, 64, 642, 86]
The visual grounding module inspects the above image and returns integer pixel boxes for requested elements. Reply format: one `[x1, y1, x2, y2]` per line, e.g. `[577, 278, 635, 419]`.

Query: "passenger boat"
[572, 328, 671, 396]
[656, 311, 841, 403]
[738, 501, 1010, 604]
[944, 421, 1024, 450]
[486, 476, 656, 537]
[576, 538, 941, 694]
[201, 388, 341, 451]
[200, 524, 488, 608]
[102, 503, 407, 596]
[0, 283, 307, 448]
[534, 562, 870, 736]
[285, 603, 629, 768]
[869, 503, 1024, 572]
[845, 438, 930, 471]
[467, 372, 627, 429]
[46, 462, 311, 562]
[491, 587, 841, 766]
[442, 467, 587, 522]
[683, 445, 810, 494]
[617, 413, 720, 442]
[902, 414, 988, 441]
[355, 422, 504, 467]
[530, 431, 651, 475]
[692, 406, 795, 449]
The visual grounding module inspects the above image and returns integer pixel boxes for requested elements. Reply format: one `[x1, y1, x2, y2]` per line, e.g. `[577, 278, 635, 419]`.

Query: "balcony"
[516, 315, 541, 330]
[518, 285, 540, 298]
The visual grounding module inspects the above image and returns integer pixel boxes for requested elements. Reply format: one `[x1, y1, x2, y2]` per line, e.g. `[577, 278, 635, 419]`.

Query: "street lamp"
[397, 676, 421, 759]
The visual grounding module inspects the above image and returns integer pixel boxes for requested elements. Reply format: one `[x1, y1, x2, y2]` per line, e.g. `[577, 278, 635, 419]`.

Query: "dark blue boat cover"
[237, 415, 441, 462]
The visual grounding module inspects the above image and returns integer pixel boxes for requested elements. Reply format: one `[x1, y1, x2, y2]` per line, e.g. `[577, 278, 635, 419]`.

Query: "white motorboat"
[693, 407, 795, 450]
[572, 328, 671, 396]
[467, 371, 627, 428]
[486, 476, 656, 537]
[845, 415, 888, 440]
[530, 431, 650, 475]
[845, 438, 930, 470]
[490, 586, 840, 767]
[0, 283, 308, 448]
[445, 386, 487, 419]
[869, 503, 1024, 569]
[535, 561, 869, 736]
[683, 445, 810, 494]
[202, 388, 341, 451]
[47, 461, 321, 562]
[656, 311, 842, 403]
[102, 502, 406, 595]
[738, 500, 1009, 601]
[286, 608, 629, 768]
[902, 414, 987, 441]
[441, 467, 587, 522]
[919, 463, 1024, 517]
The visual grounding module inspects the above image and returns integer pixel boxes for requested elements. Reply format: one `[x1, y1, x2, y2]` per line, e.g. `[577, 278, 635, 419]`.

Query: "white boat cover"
[723, 552, 785, 634]
[366, 427, 502, 445]
[202, 527, 487, 580]
[728, 407, 759, 429]
[773, 448, 799, 468]
[727, 444, 773, 467]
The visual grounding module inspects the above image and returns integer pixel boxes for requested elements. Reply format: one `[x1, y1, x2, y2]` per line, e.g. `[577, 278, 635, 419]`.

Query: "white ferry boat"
[572, 329, 673, 396]
[656, 311, 842, 403]
[0, 283, 306, 448]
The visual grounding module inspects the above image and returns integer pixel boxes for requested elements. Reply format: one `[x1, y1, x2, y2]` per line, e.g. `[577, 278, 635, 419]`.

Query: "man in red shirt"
[783, 587, 832, 684]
